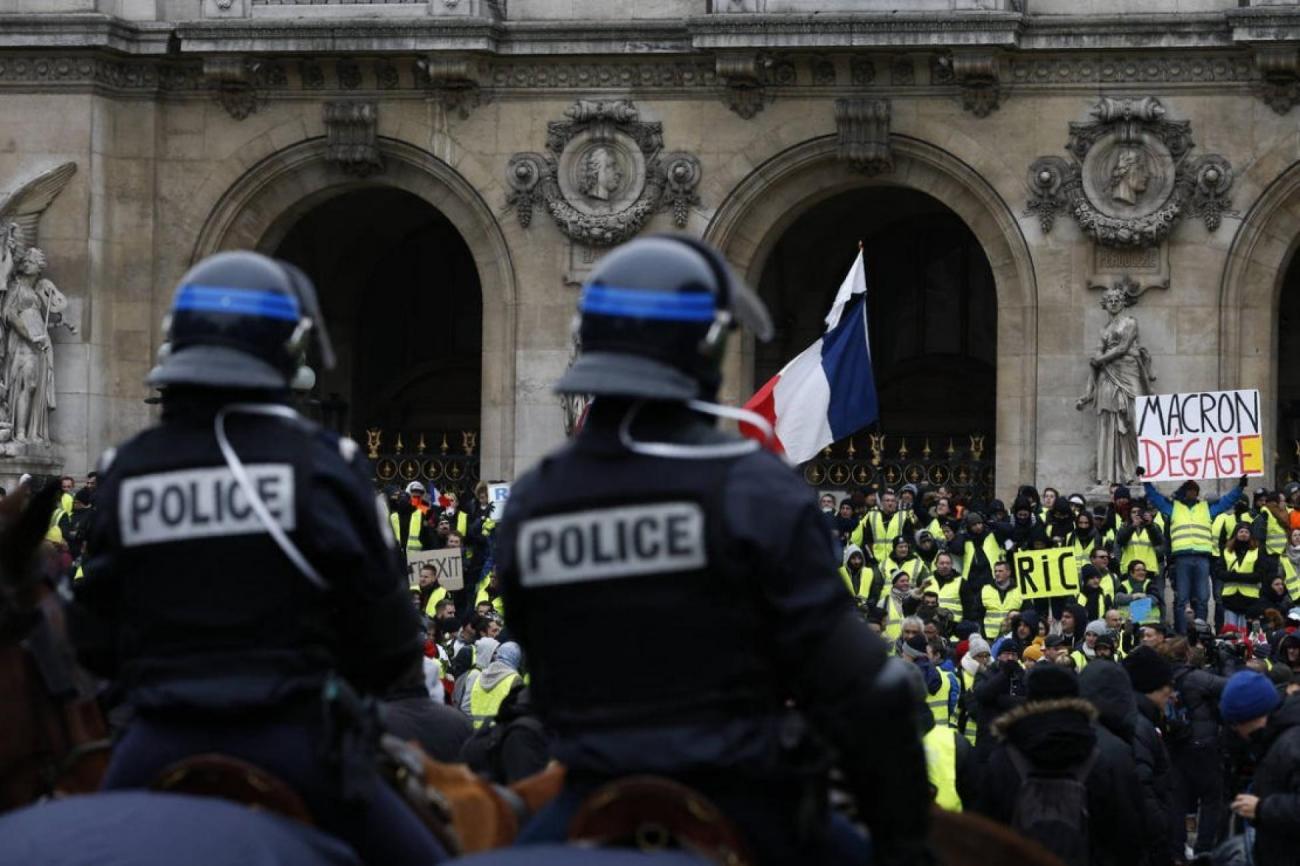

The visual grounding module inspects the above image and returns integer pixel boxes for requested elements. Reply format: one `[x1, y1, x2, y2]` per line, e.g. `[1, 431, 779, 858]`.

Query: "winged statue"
[0, 162, 77, 448]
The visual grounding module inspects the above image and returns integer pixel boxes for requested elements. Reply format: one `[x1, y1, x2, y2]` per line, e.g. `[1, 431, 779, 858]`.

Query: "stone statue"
[1107, 146, 1151, 206]
[0, 161, 78, 450]
[1076, 282, 1156, 485]
[2, 247, 70, 444]
[579, 145, 623, 202]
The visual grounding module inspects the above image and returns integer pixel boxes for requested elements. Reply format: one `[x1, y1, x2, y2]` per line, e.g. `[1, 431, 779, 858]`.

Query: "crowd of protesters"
[40, 467, 1300, 865]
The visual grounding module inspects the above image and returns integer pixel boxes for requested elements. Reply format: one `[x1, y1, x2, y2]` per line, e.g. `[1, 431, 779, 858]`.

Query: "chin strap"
[214, 402, 328, 591]
[616, 399, 777, 460]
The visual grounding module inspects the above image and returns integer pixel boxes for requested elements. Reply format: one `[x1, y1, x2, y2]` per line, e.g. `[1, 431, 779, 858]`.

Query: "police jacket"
[496, 400, 929, 860]
[72, 390, 421, 715]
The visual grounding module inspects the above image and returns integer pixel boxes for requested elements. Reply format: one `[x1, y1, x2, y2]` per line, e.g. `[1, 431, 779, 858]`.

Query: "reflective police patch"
[119, 464, 296, 547]
[518, 502, 705, 587]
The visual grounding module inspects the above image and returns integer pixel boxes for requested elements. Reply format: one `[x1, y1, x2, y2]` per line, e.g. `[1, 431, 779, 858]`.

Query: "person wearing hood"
[451, 634, 500, 708]
[979, 560, 1023, 640]
[976, 665, 1141, 866]
[1076, 661, 1159, 866]
[832, 498, 858, 546]
[1223, 671, 1300, 866]
[1260, 573, 1293, 617]
[1223, 520, 1275, 630]
[1058, 602, 1090, 649]
[461, 641, 523, 729]
[1122, 646, 1177, 865]
[839, 543, 884, 606]
[913, 529, 942, 570]
[1069, 620, 1108, 671]
[1163, 636, 1229, 861]
[957, 634, 992, 747]
[1101, 485, 1136, 536]
[1076, 565, 1115, 623]
[1065, 509, 1107, 571]
[1115, 500, 1166, 580]
[1017, 484, 1042, 518]
[1011, 609, 1042, 648]
[1274, 632, 1300, 675]
[1144, 471, 1247, 634]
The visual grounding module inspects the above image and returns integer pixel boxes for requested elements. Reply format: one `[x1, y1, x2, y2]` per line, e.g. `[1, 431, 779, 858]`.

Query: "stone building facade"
[3, 0, 1300, 499]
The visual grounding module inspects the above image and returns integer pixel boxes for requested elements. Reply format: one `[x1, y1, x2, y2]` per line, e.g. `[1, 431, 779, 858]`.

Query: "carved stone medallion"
[1026, 97, 1233, 248]
[506, 100, 701, 247]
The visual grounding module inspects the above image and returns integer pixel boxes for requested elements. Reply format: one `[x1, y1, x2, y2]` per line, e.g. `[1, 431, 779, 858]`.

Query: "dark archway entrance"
[756, 186, 997, 497]
[275, 187, 482, 476]
[1278, 251, 1300, 485]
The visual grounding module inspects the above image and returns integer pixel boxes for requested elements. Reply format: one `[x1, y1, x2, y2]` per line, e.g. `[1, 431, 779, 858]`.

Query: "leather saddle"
[151, 753, 314, 825]
[568, 775, 755, 866]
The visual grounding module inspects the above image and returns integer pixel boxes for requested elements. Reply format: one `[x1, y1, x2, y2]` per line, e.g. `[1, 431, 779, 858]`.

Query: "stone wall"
[2, 3, 1300, 494]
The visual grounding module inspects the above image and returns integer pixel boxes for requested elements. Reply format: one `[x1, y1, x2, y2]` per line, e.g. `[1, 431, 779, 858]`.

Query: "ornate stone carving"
[0, 162, 78, 454]
[1008, 55, 1254, 86]
[1077, 279, 1156, 485]
[951, 52, 1001, 117]
[717, 53, 767, 119]
[890, 59, 915, 86]
[418, 56, 482, 118]
[505, 99, 702, 247]
[850, 58, 876, 86]
[203, 57, 260, 120]
[835, 98, 892, 176]
[323, 102, 383, 177]
[812, 59, 836, 86]
[1026, 97, 1234, 248]
[1254, 46, 1300, 115]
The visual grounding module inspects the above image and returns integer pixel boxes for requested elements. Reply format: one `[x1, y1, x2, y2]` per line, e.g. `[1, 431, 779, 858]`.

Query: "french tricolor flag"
[740, 250, 878, 463]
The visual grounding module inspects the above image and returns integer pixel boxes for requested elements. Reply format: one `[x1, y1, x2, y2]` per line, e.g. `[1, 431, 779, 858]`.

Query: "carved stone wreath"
[1026, 97, 1233, 248]
[505, 99, 701, 247]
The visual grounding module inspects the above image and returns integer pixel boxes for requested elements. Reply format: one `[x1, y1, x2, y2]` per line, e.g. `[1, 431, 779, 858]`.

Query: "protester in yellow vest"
[850, 490, 913, 565]
[922, 716, 968, 812]
[1255, 493, 1300, 599]
[1144, 473, 1247, 634]
[1222, 522, 1270, 630]
[1115, 507, 1165, 578]
[956, 635, 991, 746]
[980, 561, 1022, 639]
[840, 544, 885, 607]
[927, 551, 966, 621]
[461, 641, 523, 729]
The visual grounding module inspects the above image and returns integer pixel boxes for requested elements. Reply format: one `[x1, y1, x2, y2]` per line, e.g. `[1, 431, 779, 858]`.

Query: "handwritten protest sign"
[1135, 389, 1264, 482]
[487, 482, 511, 521]
[1013, 547, 1080, 600]
[407, 547, 464, 591]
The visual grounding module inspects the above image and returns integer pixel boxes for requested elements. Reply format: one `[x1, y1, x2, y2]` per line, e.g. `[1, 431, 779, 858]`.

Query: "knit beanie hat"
[966, 634, 992, 657]
[965, 511, 985, 528]
[1094, 634, 1115, 651]
[1220, 671, 1282, 725]
[1123, 646, 1173, 693]
[1022, 644, 1044, 663]
[1027, 664, 1078, 701]
[995, 638, 1023, 659]
[1080, 564, 1102, 583]
[1086, 619, 1107, 637]
[901, 633, 928, 660]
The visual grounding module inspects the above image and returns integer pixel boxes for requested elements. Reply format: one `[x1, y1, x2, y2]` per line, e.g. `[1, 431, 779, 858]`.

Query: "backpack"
[1007, 744, 1099, 866]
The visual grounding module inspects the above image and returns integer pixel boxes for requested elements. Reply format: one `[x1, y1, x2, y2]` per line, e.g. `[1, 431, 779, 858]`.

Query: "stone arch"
[1219, 158, 1300, 477]
[704, 134, 1038, 495]
[192, 136, 518, 479]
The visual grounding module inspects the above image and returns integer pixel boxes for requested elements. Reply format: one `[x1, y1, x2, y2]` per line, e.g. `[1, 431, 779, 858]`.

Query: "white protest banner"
[487, 482, 511, 521]
[1135, 389, 1265, 482]
[407, 547, 464, 591]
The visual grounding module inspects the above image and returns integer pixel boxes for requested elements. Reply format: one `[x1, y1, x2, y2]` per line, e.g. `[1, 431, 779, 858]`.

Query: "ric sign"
[1013, 547, 1080, 600]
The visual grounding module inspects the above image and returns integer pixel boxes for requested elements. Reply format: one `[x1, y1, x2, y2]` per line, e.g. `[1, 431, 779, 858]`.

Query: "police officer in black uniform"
[70, 251, 445, 864]
[497, 235, 932, 866]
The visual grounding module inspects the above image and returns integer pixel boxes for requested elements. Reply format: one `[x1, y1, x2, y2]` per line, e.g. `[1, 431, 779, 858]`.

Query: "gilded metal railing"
[801, 432, 994, 500]
[364, 428, 480, 496]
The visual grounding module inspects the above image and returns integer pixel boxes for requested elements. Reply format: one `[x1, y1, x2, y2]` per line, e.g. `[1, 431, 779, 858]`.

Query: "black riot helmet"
[555, 235, 773, 401]
[148, 251, 335, 391]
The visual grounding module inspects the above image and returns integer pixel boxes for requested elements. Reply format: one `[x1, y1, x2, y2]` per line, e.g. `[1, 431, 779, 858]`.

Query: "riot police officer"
[497, 235, 932, 865]
[70, 251, 445, 864]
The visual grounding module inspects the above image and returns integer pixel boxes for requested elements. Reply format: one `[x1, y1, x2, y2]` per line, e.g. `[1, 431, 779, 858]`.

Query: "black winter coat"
[972, 662, 1025, 760]
[1133, 694, 1175, 866]
[975, 697, 1143, 866]
[1170, 663, 1227, 750]
[1252, 695, 1300, 866]
[1080, 660, 1168, 866]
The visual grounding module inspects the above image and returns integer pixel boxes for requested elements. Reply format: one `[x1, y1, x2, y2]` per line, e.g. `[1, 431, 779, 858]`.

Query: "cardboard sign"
[1013, 547, 1080, 600]
[487, 482, 511, 521]
[408, 547, 464, 591]
[1135, 389, 1265, 481]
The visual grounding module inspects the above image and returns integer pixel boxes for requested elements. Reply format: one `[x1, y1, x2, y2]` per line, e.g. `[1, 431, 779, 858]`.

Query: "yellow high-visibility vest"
[959, 668, 978, 746]
[1120, 526, 1161, 574]
[390, 510, 424, 551]
[1169, 501, 1214, 555]
[423, 586, 448, 617]
[1223, 548, 1261, 599]
[852, 510, 909, 565]
[981, 583, 1022, 638]
[927, 670, 955, 728]
[468, 672, 521, 729]
[932, 573, 964, 617]
[923, 725, 962, 812]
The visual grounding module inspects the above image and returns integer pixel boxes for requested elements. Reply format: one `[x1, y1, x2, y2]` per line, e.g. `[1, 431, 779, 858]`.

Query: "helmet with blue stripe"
[555, 235, 773, 401]
[149, 251, 335, 390]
